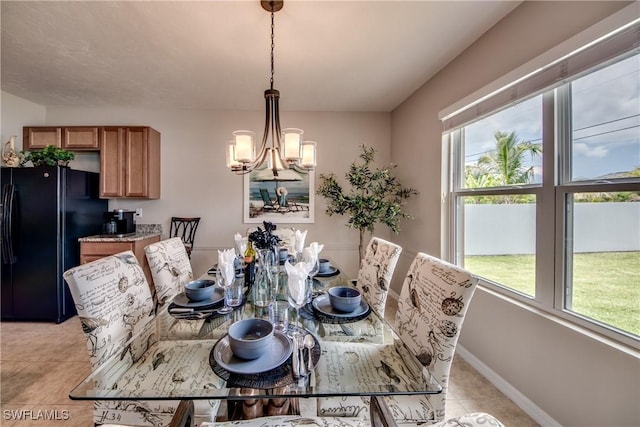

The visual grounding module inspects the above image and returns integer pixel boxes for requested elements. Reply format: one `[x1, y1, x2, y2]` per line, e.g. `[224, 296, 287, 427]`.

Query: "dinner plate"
[171, 288, 224, 308]
[312, 294, 370, 318]
[213, 331, 293, 375]
[315, 266, 340, 277]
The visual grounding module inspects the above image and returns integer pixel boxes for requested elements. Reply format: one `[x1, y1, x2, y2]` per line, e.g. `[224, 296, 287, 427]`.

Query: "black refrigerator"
[1, 166, 108, 323]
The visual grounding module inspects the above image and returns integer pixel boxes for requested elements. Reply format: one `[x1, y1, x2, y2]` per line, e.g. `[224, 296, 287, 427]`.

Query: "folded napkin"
[217, 249, 236, 286]
[234, 233, 248, 256]
[285, 260, 312, 306]
[294, 229, 308, 254]
[302, 241, 324, 265]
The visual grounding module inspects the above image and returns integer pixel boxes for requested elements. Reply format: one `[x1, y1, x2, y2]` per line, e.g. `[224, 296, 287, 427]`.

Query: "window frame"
[447, 54, 640, 348]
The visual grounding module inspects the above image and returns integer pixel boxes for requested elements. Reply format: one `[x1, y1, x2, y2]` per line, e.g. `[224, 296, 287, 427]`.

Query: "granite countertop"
[79, 223, 163, 242]
[78, 232, 162, 243]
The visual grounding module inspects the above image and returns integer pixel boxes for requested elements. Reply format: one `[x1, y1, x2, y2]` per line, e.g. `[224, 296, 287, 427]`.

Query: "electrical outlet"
[135, 208, 143, 218]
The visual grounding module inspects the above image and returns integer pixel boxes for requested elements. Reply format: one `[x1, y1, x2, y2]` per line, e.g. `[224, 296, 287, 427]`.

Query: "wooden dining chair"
[63, 251, 223, 426]
[170, 217, 201, 259]
[353, 237, 402, 318]
[315, 253, 479, 425]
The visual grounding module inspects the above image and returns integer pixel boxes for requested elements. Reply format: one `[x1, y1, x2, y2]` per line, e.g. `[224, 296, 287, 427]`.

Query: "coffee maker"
[102, 209, 136, 236]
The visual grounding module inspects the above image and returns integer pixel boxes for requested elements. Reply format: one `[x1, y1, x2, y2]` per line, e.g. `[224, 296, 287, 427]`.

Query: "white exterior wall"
[465, 203, 640, 255]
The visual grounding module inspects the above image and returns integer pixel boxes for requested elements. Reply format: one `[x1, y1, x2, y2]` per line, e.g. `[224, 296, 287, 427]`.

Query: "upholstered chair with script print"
[145, 237, 194, 308]
[64, 251, 223, 426]
[382, 253, 479, 425]
[354, 237, 402, 318]
[145, 238, 208, 340]
[315, 253, 478, 425]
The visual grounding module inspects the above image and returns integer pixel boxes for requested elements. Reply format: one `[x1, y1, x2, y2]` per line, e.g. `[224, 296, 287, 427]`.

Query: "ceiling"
[1, 1, 521, 112]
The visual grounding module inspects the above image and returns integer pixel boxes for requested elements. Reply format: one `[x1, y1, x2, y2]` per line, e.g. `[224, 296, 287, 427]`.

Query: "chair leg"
[370, 396, 398, 427]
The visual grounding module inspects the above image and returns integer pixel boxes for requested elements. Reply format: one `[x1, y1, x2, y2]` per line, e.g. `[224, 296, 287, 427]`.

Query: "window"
[447, 47, 639, 342]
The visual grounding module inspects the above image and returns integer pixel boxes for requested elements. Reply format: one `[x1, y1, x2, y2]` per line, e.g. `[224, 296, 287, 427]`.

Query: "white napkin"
[304, 242, 324, 261]
[285, 260, 312, 306]
[217, 249, 236, 286]
[294, 229, 307, 254]
[234, 233, 248, 256]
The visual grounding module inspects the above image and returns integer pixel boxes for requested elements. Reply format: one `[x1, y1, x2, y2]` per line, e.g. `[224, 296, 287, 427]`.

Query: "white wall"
[391, 2, 639, 426]
[40, 106, 391, 278]
[1, 91, 46, 148]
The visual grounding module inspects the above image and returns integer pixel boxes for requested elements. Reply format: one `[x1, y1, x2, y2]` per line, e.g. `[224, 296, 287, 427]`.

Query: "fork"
[170, 310, 216, 319]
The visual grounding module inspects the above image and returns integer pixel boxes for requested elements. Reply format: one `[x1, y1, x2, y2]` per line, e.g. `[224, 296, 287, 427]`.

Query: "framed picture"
[243, 166, 315, 224]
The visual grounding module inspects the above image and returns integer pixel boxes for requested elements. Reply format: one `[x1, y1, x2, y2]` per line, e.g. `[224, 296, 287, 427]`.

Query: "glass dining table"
[69, 260, 441, 420]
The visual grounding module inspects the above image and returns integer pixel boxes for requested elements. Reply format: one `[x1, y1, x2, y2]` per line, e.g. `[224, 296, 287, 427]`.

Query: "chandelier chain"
[270, 11, 275, 90]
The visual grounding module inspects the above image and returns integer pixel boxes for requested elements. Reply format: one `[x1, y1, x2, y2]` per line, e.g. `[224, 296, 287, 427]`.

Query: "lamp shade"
[300, 141, 317, 168]
[233, 130, 256, 163]
[226, 141, 241, 169]
[282, 128, 303, 162]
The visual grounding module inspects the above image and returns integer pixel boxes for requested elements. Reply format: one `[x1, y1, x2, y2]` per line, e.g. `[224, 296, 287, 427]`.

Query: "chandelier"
[226, 0, 317, 176]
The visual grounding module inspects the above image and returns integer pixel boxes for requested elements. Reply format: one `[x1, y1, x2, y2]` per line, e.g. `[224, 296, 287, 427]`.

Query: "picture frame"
[243, 166, 315, 224]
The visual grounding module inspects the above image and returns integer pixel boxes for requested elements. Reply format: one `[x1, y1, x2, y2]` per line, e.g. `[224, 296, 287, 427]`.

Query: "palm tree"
[476, 130, 541, 186]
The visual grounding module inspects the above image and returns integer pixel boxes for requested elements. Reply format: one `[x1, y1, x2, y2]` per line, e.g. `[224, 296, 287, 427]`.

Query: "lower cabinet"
[79, 235, 161, 295]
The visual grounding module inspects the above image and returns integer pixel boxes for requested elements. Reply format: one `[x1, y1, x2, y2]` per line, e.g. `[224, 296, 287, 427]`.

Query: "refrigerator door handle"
[2, 183, 16, 264]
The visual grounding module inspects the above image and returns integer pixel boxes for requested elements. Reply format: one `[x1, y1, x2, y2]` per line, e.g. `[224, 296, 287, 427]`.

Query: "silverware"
[170, 310, 216, 319]
[304, 334, 315, 372]
[169, 308, 196, 314]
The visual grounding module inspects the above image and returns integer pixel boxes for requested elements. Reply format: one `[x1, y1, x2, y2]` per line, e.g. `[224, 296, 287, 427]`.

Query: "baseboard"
[455, 345, 561, 427]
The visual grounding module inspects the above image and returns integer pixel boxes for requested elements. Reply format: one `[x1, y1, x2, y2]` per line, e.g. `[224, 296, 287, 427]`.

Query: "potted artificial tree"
[317, 145, 418, 261]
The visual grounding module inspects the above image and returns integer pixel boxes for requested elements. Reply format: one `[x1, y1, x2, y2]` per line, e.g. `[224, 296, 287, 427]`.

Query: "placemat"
[209, 325, 321, 389]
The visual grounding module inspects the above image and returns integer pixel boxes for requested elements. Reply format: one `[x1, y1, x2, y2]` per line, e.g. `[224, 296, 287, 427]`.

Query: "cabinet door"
[23, 127, 62, 149]
[124, 127, 149, 197]
[100, 127, 125, 197]
[63, 127, 100, 150]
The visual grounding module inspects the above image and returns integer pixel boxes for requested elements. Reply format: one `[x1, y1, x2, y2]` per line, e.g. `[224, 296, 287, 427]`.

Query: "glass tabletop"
[69, 261, 441, 401]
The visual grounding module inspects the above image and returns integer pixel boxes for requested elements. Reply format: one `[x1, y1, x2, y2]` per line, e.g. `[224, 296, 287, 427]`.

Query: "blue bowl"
[184, 279, 216, 302]
[228, 318, 274, 360]
[328, 286, 361, 313]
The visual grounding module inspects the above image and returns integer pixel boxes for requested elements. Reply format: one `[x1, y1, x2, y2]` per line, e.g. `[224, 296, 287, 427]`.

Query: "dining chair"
[170, 217, 201, 259]
[64, 251, 223, 426]
[315, 253, 478, 425]
[144, 237, 194, 308]
[369, 396, 504, 427]
[101, 400, 194, 427]
[353, 237, 402, 318]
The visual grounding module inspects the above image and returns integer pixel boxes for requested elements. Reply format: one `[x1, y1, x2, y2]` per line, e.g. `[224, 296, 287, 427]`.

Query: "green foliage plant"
[317, 145, 418, 261]
[20, 145, 75, 167]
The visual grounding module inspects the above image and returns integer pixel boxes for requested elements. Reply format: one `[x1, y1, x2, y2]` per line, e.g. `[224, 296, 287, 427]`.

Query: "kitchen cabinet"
[100, 126, 161, 199]
[23, 126, 100, 151]
[79, 234, 161, 293]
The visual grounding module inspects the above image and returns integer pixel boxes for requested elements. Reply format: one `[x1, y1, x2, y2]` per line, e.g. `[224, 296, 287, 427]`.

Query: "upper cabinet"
[24, 126, 100, 150]
[100, 126, 161, 199]
[23, 125, 161, 200]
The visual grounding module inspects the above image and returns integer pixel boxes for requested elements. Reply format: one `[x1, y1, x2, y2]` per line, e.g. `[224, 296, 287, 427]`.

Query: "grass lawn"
[465, 252, 640, 337]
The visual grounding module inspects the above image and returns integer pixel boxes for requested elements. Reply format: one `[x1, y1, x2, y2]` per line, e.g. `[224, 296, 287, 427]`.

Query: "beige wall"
[391, 1, 639, 426]
[32, 105, 391, 278]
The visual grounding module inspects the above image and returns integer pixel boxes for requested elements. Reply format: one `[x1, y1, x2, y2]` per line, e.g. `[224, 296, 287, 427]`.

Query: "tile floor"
[1, 312, 539, 426]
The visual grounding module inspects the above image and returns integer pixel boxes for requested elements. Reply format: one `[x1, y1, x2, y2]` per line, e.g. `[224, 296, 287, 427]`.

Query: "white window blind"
[441, 19, 639, 132]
